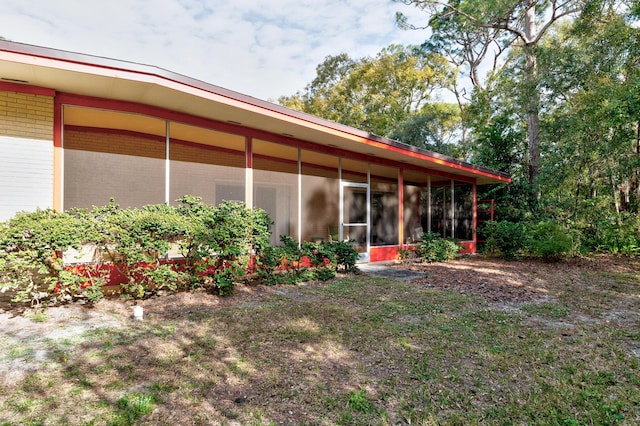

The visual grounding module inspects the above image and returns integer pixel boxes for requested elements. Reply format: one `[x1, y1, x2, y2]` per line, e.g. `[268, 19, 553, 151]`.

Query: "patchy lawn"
[0, 256, 639, 425]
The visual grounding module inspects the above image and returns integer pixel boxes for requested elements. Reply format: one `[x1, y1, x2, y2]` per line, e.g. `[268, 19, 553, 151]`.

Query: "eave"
[0, 40, 510, 185]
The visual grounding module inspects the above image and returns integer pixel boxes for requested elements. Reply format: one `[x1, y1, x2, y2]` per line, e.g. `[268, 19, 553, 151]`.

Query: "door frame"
[340, 181, 370, 263]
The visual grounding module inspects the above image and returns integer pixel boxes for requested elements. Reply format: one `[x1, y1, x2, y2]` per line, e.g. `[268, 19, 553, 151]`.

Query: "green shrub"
[176, 197, 272, 295]
[529, 221, 574, 261]
[482, 221, 529, 260]
[0, 208, 99, 304]
[0, 198, 274, 304]
[325, 240, 359, 272]
[416, 232, 460, 263]
[90, 201, 190, 299]
[347, 389, 374, 413]
[587, 213, 640, 255]
[0, 197, 359, 304]
[255, 237, 358, 285]
[313, 265, 337, 281]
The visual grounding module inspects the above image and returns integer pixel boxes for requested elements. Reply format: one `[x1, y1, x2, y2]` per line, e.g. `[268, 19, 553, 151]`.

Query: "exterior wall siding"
[0, 91, 54, 140]
[0, 90, 54, 221]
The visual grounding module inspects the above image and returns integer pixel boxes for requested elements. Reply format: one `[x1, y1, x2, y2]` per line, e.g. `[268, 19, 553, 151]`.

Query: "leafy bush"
[415, 232, 460, 263]
[89, 201, 191, 299]
[175, 197, 272, 295]
[326, 240, 360, 273]
[313, 265, 337, 281]
[0, 198, 359, 304]
[482, 221, 529, 260]
[0, 209, 100, 304]
[528, 221, 574, 261]
[256, 236, 358, 285]
[585, 213, 640, 255]
[0, 198, 274, 303]
[483, 220, 583, 261]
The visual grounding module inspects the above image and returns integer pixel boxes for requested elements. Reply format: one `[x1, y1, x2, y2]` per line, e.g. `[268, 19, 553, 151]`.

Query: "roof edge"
[0, 39, 510, 183]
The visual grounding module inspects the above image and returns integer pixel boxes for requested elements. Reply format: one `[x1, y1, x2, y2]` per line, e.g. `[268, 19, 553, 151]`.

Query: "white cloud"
[1, 0, 430, 100]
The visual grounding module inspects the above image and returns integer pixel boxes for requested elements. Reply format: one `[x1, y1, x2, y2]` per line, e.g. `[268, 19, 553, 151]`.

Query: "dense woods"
[279, 0, 640, 255]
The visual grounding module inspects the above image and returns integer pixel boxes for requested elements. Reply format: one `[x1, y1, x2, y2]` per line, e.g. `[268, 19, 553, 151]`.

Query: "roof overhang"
[0, 40, 510, 185]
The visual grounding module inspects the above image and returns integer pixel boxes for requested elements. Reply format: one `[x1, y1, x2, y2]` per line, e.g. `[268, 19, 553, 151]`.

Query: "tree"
[395, 0, 584, 187]
[278, 45, 454, 138]
[388, 102, 465, 158]
[537, 6, 640, 221]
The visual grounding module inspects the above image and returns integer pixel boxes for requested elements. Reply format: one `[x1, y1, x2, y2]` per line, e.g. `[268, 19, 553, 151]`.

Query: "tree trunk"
[524, 1, 540, 188]
[634, 121, 640, 212]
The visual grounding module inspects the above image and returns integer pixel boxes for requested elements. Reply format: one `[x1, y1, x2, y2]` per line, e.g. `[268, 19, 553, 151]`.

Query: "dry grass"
[1, 256, 639, 425]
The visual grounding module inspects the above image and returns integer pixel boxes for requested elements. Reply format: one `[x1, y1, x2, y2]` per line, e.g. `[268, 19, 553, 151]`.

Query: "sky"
[1, 0, 432, 101]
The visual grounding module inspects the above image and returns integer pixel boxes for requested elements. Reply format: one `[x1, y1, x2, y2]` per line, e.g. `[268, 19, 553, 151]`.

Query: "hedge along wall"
[0, 88, 55, 221]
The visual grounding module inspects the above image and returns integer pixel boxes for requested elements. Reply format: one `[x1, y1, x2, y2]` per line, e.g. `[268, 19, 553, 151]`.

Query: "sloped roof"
[0, 40, 510, 184]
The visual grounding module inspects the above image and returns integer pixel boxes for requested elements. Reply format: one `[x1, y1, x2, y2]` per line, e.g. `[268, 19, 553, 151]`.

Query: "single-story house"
[0, 40, 509, 263]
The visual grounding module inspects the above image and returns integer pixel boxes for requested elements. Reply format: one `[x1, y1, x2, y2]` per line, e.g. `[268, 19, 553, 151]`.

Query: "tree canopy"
[278, 45, 456, 140]
[277, 1, 640, 251]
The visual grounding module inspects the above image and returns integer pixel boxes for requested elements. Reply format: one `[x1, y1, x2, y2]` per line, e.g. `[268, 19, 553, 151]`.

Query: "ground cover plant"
[1, 255, 638, 425]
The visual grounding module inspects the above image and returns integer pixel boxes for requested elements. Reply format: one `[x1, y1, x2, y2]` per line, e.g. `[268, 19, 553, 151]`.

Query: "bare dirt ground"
[404, 255, 640, 306]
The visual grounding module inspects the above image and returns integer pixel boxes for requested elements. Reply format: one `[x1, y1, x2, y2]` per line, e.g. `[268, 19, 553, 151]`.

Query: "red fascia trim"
[0, 81, 56, 96]
[357, 138, 509, 183]
[1, 41, 508, 183]
[248, 130, 476, 183]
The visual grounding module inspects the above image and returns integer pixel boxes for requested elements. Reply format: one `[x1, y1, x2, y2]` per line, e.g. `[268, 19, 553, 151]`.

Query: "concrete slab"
[359, 263, 425, 281]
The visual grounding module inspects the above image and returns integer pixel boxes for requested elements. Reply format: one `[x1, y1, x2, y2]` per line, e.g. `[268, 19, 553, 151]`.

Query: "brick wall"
[64, 128, 165, 158]
[0, 91, 54, 140]
[170, 141, 245, 167]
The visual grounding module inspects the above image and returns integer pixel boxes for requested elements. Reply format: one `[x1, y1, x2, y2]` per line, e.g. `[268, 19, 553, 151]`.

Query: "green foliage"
[325, 240, 360, 273]
[388, 102, 464, 157]
[577, 213, 640, 256]
[482, 221, 529, 260]
[213, 263, 243, 296]
[278, 45, 454, 141]
[174, 197, 272, 295]
[416, 232, 460, 263]
[256, 236, 358, 286]
[90, 201, 190, 299]
[110, 392, 155, 425]
[0, 197, 361, 304]
[314, 265, 337, 281]
[397, 0, 640, 251]
[483, 220, 581, 261]
[0, 209, 98, 304]
[528, 221, 574, 261]
[347, 389, 374, 413]
[0, 198, 275, 304]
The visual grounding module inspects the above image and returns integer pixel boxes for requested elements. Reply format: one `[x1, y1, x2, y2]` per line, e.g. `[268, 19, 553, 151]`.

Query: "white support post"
[165, 120, 170, 204]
